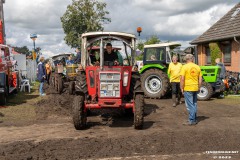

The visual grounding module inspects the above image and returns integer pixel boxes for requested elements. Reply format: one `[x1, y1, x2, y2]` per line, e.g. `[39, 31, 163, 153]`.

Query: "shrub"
[209, 43, 221, 65]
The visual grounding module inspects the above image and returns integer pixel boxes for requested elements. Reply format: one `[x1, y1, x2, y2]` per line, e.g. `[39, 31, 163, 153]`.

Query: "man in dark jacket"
[37, 57, 46, 96]
[215, 58, 226, 98]
[74, 48, 81, 64]
[104, 43, 119, 66]
[215, 58, 226, 79]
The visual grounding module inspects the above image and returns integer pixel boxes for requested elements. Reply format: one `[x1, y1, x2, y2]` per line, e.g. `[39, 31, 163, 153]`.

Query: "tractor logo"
[190, 67, 198, 77]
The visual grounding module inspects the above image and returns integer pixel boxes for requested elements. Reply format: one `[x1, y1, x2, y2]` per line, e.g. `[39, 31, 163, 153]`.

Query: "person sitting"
[150, 55, 156, 60]
[104, 43, 119, 66]
[66, 55, 74, 65]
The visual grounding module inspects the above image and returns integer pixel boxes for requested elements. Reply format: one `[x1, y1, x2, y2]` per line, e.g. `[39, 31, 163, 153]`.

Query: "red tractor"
[0, 44, 19, 105]
[72, 32, 144, 130]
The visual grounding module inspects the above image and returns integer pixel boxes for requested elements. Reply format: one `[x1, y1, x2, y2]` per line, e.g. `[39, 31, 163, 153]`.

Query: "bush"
[209, 43, 221, 65]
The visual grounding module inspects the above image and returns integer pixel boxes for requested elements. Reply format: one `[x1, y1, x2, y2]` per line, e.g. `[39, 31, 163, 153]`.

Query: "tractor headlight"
[123, 71, 129, 86]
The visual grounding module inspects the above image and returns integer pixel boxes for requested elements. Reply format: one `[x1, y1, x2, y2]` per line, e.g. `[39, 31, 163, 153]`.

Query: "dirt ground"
[0, 84, 239, 160]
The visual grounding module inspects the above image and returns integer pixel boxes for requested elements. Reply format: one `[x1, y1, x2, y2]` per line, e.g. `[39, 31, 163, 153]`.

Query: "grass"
[0, 82, 43, 125]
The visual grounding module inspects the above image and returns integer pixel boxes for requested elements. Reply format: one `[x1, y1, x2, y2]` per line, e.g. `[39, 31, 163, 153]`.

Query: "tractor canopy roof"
[144, 42, 181, 48]
[51, 53, 72, 60]
[81, 31, 136, 44]
[81, 31, 137, 68]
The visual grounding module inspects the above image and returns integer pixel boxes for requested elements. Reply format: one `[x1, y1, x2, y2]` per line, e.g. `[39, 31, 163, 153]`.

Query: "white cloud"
[2, 0, 239, 56]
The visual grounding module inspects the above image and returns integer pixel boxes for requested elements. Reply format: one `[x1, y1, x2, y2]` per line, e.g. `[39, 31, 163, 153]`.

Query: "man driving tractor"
[104, 43, 120, 65]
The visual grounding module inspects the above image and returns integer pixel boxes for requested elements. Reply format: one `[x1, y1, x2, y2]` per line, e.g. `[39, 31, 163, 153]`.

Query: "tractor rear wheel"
[134, 94, 144, 129]
[50, 74, 55, 87]
[197, 82, 213, 101]
[54, 74, 58, 91]
[57, 76, 63, 94]
[69, 81, 75, 95]
[141, 69, 169, 98]
[0, 94, 7, 105]
[72, 95, 87, 130]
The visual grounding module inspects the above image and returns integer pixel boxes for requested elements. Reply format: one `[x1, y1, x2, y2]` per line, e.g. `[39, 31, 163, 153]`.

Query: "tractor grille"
[99, 73, 121, 97]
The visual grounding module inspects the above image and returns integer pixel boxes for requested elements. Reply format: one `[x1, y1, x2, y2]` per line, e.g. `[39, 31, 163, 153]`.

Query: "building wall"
[197, 41, 240, 72]
[230, 41, 240, 72]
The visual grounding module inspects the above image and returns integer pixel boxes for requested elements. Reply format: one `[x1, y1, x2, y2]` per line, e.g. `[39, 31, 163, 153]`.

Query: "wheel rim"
[145, 75, 162, 94]
[198, 86, 208, 98]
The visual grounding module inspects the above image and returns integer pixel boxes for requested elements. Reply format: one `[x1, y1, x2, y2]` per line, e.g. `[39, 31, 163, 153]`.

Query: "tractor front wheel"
[134, 94, 144, 129]
[72, 95, 87, 130]
[141, 69, 169, 98]
[57, 76, 63, 94]
[197, 82, 213, 101]
[69, 81, 75, 95]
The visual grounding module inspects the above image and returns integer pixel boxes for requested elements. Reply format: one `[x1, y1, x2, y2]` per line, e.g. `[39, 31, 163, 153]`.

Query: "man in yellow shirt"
[180, 54, 202, 125]
[168, 55, 182, 107]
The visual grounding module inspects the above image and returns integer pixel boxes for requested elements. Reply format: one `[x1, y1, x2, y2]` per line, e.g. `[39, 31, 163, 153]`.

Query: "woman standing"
[45, 61, 52, 85]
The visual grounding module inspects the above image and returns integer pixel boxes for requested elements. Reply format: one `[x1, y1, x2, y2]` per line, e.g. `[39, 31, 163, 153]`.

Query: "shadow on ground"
[7, 90, 39, 106]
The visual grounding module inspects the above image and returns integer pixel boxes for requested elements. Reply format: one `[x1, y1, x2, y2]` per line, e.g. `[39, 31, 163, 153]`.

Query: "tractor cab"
[50, 53, 78, 94]
[143, 42, 181, 66]
[72, 32, 144, 130]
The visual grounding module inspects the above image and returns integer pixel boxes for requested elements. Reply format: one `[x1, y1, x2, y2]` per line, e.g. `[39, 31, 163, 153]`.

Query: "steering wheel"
[104, 61, 116, 66]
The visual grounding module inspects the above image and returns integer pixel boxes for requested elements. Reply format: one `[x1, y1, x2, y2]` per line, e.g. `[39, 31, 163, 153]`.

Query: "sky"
[3, 0, 239, 58]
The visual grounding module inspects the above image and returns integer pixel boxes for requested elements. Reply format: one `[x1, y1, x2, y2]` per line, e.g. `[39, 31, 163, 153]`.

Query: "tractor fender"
[134, 90, 144, 96]
[139, 64, 166, 74]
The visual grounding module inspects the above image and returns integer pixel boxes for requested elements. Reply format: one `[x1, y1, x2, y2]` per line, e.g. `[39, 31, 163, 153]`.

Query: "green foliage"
[137, 40, 144, 52]
[135, 53, 143, 60]
[13, 46, 30, 55]
[61, 0, 111, 48]
[136, 35, 161, 60]
[209, 42, 221, 65]
[144, 35, 161, 45]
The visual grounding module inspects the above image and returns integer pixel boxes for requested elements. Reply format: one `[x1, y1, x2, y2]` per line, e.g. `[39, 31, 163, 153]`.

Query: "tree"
[13, 46, 30, 55]
[61, 0, 111, 48]
[209, 42, 221, 65]
[136, 35, 161, 60]
[144, 35, 161, 45]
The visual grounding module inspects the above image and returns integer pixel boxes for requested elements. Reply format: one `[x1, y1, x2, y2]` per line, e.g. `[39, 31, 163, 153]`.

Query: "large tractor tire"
[72, 95, 87, 130]
[141, 69, 169, 98]
[129, 72, 142, 98]
[69, 81, 75, 95]
[124, 72, 142, 116]
[0, 94, 7, 105]
[57, 76, 63, 94]
[75, 72, 88, 94]
[197, 82, 213, 101]
[54, 74, 58, 91]
[134, 94, 144, 129]
[50, 74, 55, 87]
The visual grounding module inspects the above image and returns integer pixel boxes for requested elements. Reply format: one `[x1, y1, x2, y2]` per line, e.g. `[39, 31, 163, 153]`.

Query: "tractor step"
[9, 87, 16, 94]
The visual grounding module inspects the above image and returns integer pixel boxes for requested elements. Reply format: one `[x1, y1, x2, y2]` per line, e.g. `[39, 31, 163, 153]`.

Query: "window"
[145, 48, 157, 61]
[205, 47, 211, 64]
[144, 47, 165, 62]
[223, 44, 231, 64]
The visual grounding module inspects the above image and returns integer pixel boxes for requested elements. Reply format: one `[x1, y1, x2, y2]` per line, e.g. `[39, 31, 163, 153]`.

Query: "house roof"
[191, 3, 240, 44]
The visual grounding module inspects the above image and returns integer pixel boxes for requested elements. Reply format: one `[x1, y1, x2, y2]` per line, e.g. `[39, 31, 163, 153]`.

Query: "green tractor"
[139, 42, 225, 100]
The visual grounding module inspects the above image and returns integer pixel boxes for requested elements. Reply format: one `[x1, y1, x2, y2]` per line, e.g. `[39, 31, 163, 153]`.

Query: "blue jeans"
[39, 82, 44, 95]
[184, 91, 198, 123]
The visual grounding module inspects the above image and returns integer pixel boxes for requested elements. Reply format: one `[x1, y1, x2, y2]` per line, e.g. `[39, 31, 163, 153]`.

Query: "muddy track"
[0, 84, 239, 159]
